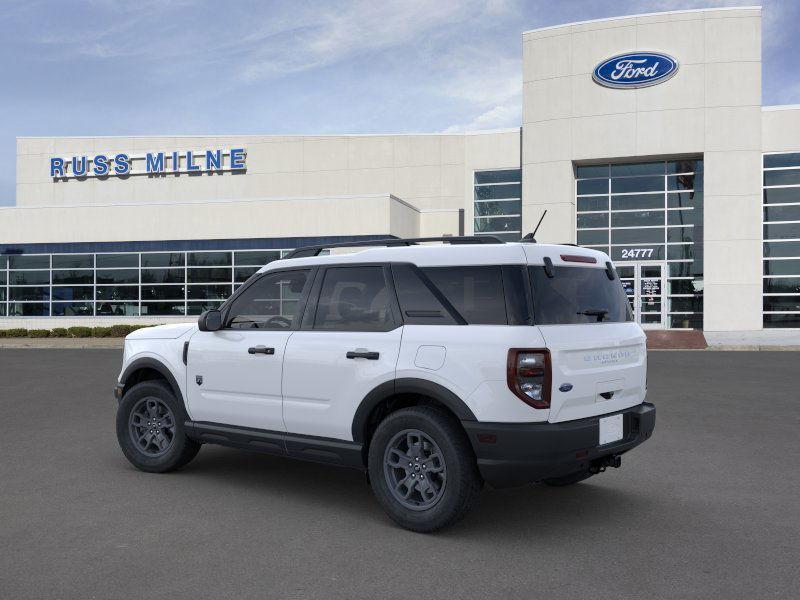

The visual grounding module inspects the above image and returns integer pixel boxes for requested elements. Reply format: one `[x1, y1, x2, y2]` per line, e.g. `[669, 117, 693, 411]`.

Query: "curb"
[707, 344, 800, 351]
[0, 338, 125, 349]
[649, 345, 800, 351]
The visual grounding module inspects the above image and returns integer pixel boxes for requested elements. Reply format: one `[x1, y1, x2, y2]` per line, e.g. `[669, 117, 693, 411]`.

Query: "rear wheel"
[542, 470, 594, 487]
[116, 380, 200, 473]
[368, 406, 482, 532]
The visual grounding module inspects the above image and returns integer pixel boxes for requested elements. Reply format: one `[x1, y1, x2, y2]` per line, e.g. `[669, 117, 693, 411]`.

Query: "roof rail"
[283, 235, 505, 259]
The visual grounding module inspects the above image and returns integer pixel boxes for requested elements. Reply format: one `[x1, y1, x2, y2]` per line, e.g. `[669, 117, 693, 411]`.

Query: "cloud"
[442, 103, 521, 133]
[236, 0, 484, 82]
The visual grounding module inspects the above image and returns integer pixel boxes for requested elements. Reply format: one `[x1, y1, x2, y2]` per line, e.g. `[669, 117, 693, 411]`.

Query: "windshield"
[529, 265, 633, 325]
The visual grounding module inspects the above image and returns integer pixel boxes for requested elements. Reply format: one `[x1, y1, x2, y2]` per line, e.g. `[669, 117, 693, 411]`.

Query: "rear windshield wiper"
[577, 309, 609, 322]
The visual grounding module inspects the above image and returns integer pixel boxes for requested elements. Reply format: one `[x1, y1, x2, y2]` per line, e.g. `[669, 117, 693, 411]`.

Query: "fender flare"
[351, 378, 477, 443]
[120, 357, 185, 409]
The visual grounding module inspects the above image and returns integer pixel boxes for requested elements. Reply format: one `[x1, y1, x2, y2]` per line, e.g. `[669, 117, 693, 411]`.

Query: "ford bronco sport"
[114, 236, 655, 532]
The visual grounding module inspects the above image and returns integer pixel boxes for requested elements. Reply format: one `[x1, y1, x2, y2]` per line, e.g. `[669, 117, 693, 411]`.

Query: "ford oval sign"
[593, 52, 678, 89]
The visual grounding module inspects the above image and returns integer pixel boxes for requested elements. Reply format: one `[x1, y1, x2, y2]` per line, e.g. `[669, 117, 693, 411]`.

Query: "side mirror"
[198, 309, 222, 332]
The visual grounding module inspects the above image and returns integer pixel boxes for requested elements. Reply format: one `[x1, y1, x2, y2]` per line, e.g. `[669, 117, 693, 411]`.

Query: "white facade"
[3, 6, 800, 333]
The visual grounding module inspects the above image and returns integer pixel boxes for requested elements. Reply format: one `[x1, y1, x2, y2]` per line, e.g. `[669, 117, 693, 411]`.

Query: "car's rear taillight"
[507, 349, 551, 409]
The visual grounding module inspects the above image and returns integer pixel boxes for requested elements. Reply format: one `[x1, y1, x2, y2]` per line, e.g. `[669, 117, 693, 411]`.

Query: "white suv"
[114, 237, 655, 532]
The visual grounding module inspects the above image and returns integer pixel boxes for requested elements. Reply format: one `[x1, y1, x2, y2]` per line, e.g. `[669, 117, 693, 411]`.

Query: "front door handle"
[346, 350, 380, 360]
[248, 346, 275, 355]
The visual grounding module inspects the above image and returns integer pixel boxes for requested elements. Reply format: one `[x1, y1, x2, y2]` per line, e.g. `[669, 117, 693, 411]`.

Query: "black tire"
[116, 380, 200, 473]
[368, 406, 482, 532]
[542, 470, 594, 487]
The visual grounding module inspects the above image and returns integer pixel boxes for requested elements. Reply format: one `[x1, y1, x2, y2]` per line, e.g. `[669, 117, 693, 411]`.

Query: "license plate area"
[598, 413, 624, 445]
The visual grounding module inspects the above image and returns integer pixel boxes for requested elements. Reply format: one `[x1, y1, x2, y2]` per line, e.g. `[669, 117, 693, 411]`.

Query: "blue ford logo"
[593, 52, 678, 89]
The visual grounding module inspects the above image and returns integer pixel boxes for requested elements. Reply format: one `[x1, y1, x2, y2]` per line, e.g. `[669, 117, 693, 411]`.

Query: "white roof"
[261, 242, 611, 271]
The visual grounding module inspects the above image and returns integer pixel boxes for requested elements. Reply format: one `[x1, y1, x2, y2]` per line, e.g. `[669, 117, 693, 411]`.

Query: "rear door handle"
[346, 350, 380, 360]
[248, 346, 275, 355]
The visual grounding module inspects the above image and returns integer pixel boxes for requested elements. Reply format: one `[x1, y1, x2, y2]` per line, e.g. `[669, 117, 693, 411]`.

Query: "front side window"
[313, 266, 394, 331]
[226, 270, 310, 329]
[530, 266, 632, 325]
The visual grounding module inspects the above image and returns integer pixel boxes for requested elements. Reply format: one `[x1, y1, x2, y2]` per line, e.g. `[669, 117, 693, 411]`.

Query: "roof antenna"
[521, 209, 547, 243]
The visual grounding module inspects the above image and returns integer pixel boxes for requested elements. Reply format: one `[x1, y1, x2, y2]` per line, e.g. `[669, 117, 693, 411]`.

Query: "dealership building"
[2, 6, 799, 337]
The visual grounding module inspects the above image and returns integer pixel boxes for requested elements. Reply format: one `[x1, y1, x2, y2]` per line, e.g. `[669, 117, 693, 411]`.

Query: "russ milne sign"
[50, 148, 246, 179]
[592, 52, 678, 89]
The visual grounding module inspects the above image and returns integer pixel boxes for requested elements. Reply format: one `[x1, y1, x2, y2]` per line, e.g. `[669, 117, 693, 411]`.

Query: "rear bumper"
[462, 402, 655, 488]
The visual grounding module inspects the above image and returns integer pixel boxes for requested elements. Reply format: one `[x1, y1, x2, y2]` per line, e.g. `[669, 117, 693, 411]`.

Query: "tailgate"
[538, 323, 647, 423]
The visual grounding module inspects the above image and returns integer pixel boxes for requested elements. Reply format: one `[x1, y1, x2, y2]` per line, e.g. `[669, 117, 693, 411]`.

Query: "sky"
[1, 0, 798, 206]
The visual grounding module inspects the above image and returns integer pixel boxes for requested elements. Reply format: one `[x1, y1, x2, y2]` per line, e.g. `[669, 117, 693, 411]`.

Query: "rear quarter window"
[529, 265, 632, 325]
[422, 266, 507, 325]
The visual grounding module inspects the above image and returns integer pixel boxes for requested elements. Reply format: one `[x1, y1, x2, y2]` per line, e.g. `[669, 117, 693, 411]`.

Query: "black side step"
[184, 421, 364, 469]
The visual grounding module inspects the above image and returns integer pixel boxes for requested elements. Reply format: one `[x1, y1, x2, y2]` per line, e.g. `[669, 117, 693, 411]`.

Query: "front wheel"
[368, 406, 482, 532]
[116, 380, 200, 473]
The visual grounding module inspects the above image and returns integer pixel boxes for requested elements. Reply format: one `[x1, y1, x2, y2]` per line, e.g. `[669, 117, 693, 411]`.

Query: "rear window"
[529, 266, 632, 325]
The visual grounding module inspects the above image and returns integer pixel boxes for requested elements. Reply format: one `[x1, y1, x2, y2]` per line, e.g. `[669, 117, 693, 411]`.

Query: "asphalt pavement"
[1, 349, 798, 599]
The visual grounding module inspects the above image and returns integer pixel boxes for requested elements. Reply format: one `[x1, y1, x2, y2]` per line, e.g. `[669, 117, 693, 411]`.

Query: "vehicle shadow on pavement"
[124, 443, 656, 536]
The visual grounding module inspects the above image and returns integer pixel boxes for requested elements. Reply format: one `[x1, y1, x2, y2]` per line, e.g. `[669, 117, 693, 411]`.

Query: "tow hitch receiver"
[590, 455, 622, 474]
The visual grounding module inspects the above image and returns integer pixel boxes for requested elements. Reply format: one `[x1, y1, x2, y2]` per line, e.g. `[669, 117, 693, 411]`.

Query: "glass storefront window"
[187, 284, 232, 300]
[234, 266, 260, 282]
[764, 223, 800, 240]
[141, 253, 185, 268]
[10, 271, 50, 285]
[8, 302, 49, 316]
[96, 286, 139, 301]
[96, 269, 139, 284]
[763, 153, 800, 328]
[577, 213, 609, 229]
[9, 255, 49, 269]
[52, 254, 93, 269]
[0, 246, 293, 318]
[577, 197, 608, 212]
[10, 287, 50, 301]
[611, 176, 664, 194]
[611, 194, 664, 211]
[611, 162, 664, 177]
[188, 252, 232, 266]
[141, 268, 184, 284]
[611, 211, 664, 228]
[52, 270, 93, 284]
[140, 302, 185, 316]
[51, 286, 93, 301]
[187, 267, 232, 283]
[474, 200, 522, 217]
[52, 302, 94, 316]
[474, 170, 521, 242]
[96, 302, 139, 316]
[576, 159, 704, 329]
[96, 254, 137, 268]
[763, 188, 800, 204]
[141, 285, 185, 301]
[474, 170, 520, 184]
[187, 302, 224, 315]
[577, 179, 607, 195]
[234, 251, 281, 266]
